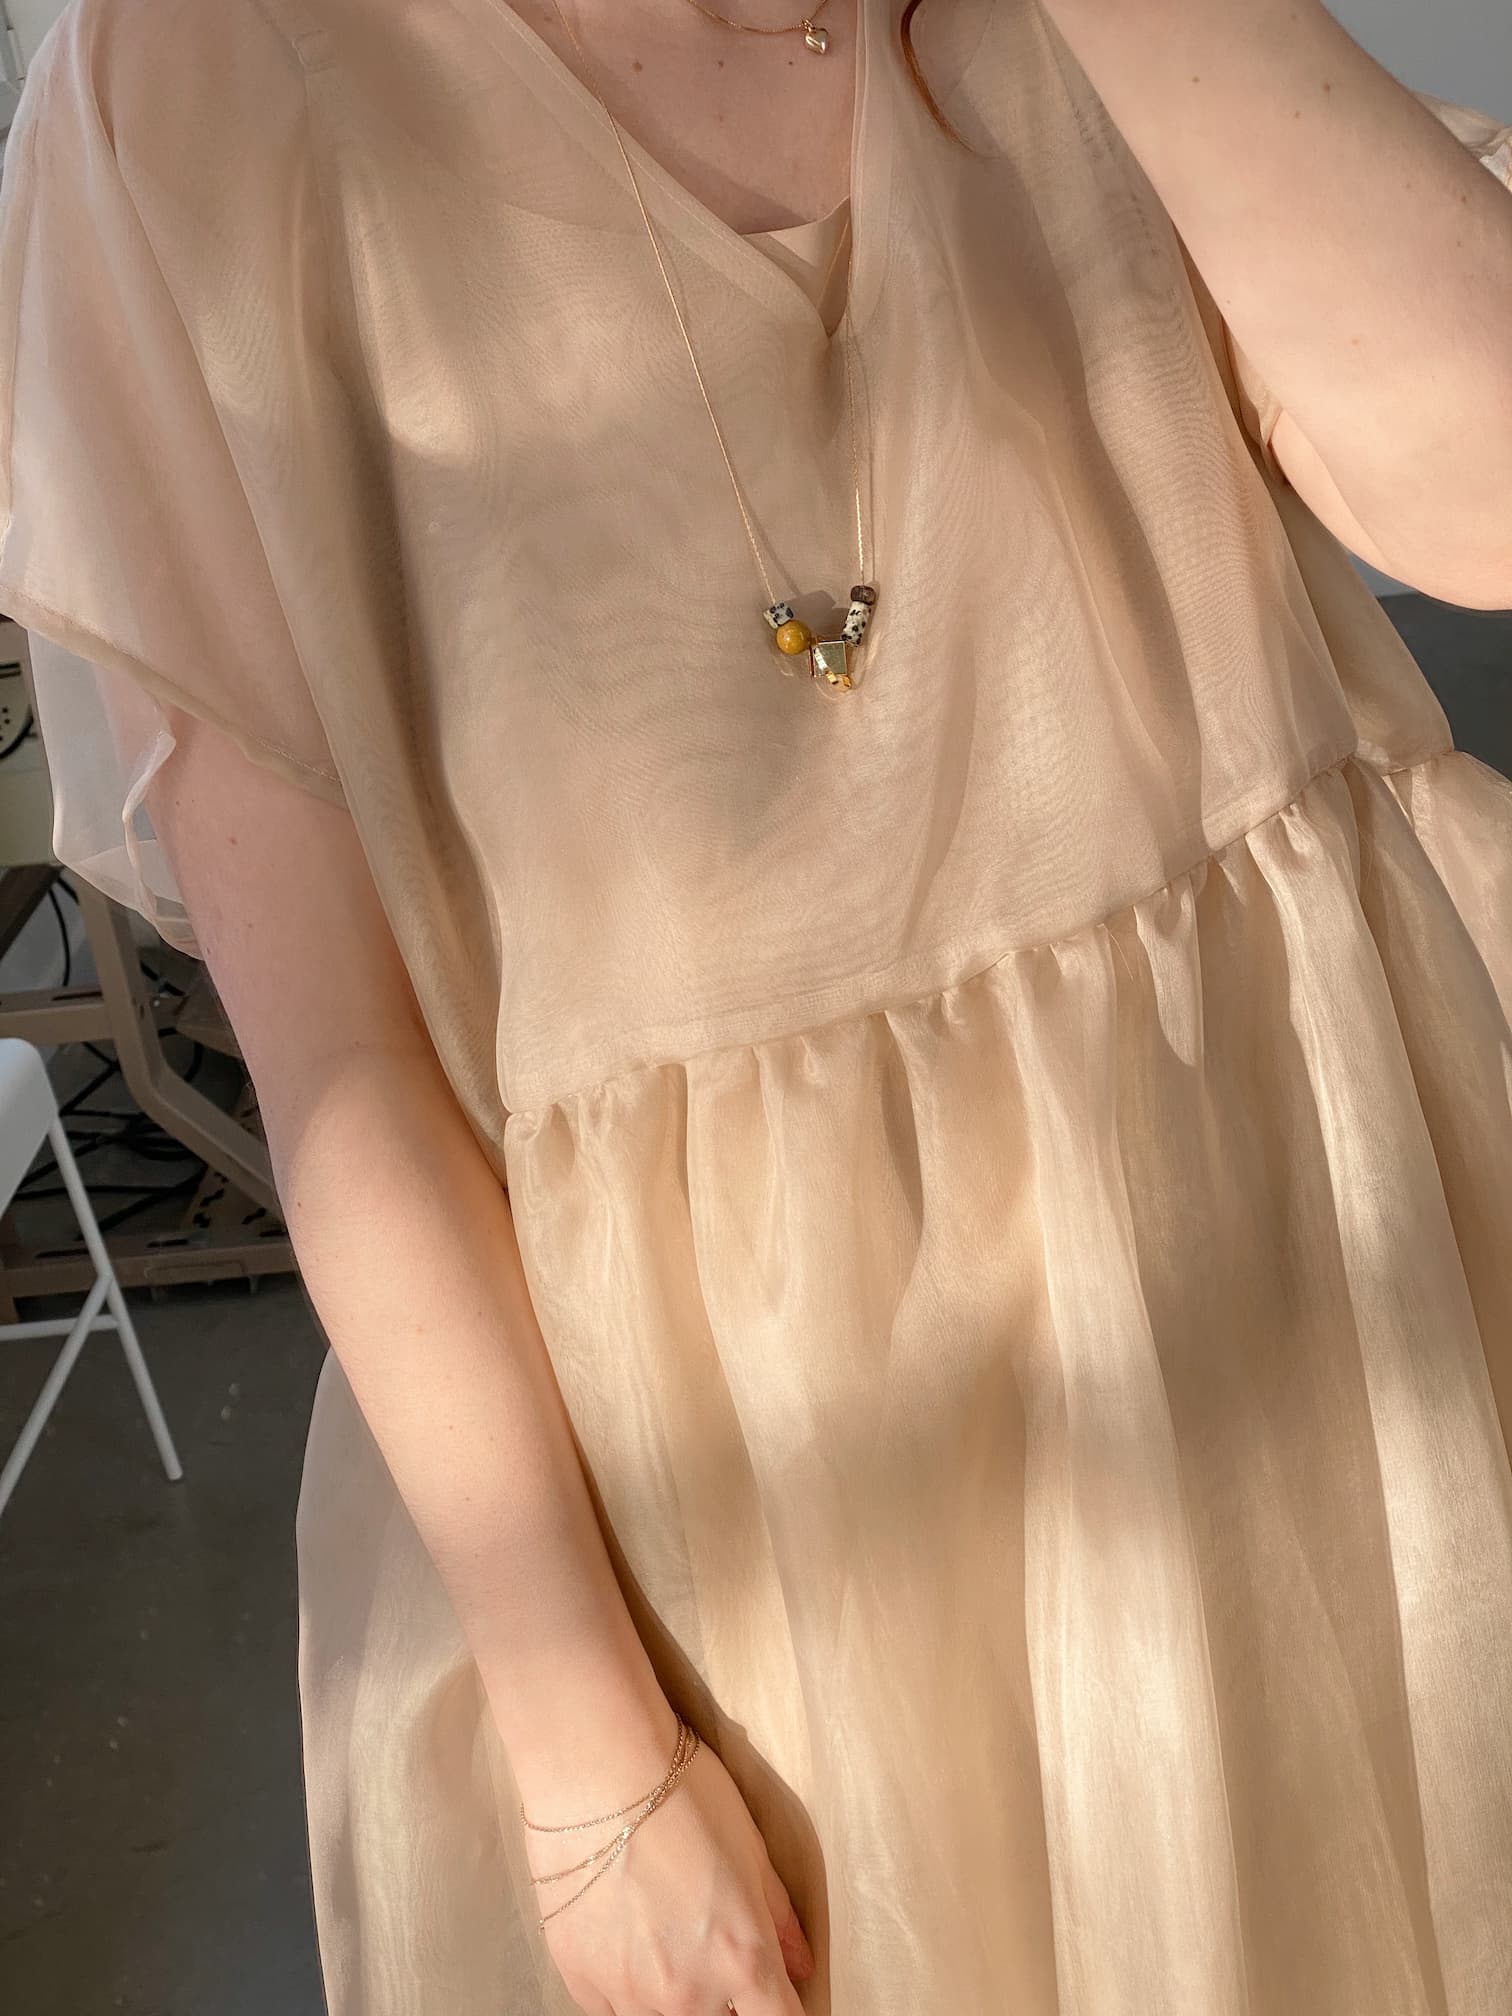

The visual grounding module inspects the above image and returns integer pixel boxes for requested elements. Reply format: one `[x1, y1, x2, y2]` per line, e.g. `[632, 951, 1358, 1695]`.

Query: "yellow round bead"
[775, 619, 813, 656]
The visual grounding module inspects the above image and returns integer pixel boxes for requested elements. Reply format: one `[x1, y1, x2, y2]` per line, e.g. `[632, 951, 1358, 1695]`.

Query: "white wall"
[0, 0, 64, 138]
[1329, 0, 1510, 113]
[6, 0, 65, 68]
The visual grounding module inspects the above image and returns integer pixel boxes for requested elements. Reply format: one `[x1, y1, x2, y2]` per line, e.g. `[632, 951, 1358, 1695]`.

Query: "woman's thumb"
[759, 1857, 816, 1983]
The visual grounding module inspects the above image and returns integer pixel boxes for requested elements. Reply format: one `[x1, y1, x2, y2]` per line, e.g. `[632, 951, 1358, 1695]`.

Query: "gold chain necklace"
[542, 0, 879, 694]
[674, 0, 837, 55]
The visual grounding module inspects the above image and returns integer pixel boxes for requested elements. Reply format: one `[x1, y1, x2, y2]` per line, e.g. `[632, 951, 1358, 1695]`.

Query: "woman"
[2, 0, 1511, 2007]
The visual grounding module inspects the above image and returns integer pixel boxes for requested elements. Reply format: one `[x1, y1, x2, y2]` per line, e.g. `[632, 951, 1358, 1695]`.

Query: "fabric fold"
[1010, 924, 1250, 2014]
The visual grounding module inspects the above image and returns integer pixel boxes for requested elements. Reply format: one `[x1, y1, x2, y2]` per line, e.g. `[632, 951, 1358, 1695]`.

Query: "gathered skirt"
[295, 746, 1512, 2016]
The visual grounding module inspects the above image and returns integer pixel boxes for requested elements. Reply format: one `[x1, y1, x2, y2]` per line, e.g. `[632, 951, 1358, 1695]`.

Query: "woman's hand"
[530, 1706, 817, 2016]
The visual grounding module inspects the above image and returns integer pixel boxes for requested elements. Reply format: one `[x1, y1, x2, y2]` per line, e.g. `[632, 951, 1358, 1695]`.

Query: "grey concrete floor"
[0, 1278, 327, 2016]
[0, 592, 1507, 2016]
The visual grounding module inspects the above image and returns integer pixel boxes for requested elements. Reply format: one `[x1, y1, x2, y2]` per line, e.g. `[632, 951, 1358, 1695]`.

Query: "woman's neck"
[512, 0, 861, 235]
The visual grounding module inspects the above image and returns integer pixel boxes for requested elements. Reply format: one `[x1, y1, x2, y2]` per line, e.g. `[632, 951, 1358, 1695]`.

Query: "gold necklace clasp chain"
[672, 0, 833, 45]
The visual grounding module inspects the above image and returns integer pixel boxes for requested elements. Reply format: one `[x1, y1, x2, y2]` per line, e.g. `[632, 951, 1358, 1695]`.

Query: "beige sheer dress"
[2, 0, 1512, 2010]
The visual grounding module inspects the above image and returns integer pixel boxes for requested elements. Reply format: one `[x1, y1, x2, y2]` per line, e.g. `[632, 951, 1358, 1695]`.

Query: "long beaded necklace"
[542, 0, 880, 693]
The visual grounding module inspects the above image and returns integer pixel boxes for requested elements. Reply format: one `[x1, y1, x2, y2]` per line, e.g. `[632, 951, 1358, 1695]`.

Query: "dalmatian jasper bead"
[763, 602, 796, 631]
[840, 601, 871, 645]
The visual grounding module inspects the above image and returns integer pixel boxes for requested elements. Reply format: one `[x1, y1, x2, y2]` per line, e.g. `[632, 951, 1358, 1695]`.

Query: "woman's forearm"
[265, 1036, 678, 1815]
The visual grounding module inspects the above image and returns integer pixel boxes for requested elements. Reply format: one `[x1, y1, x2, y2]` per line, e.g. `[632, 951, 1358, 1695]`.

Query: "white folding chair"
[0, 1036, 182, 1518]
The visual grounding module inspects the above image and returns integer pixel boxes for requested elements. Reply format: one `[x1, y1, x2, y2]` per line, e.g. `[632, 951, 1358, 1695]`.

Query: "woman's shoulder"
[15, 0, 310, 198]
[3, 0, 339, 363]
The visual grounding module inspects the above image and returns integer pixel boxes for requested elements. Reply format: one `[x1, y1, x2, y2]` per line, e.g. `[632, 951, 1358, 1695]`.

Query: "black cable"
[21, 1177, 203, 1201]
[77, 1036, 206, 1089]
[53, 1053, 121, 1116]
[96, 1170, 217, 1236]
[62, 1116, 200, 1158]
[46, 880, 71, 987]
[20, 1117, 202, 1180]
[139, 958, 187, 998]
[53, 873, 187, 998]
[20, 1083, 208, 1187]
[10, 893, 221, 1225]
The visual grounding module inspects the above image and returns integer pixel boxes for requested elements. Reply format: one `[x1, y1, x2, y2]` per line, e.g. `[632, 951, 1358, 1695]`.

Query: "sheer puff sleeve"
[0, 0, 353, 958]
[1221, 89, 1512, 485]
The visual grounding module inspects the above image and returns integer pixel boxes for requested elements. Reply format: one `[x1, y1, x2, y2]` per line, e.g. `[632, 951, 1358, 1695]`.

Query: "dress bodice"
[744, 195, 853, 335]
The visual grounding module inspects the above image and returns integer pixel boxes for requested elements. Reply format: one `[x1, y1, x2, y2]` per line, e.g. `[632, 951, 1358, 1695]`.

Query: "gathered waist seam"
[503, 738, 1457, 1118]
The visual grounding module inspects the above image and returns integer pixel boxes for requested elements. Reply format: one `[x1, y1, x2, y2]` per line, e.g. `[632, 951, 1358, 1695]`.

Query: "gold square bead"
[809, 637, 854, 689]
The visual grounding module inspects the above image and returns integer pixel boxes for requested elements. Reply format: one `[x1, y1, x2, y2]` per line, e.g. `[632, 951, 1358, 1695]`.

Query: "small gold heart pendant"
[802, 21, 829, 53]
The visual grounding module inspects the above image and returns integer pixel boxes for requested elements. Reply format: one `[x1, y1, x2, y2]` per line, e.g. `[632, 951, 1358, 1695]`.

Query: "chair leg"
[46, 1117, 183, 1485]
[0, 1274, 110, 1517]
[102, 1269, 183, 1483]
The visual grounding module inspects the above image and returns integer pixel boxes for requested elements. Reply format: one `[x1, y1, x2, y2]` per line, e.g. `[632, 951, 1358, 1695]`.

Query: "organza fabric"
[748, 198, 854, 338]
[2, 0, 1512, 2010]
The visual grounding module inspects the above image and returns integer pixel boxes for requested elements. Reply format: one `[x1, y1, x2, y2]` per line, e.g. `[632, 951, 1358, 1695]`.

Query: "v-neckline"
[459, 0, 894, 347]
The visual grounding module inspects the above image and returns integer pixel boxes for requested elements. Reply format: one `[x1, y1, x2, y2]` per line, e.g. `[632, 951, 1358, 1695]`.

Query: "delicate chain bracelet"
[521, 1715, 701, 1930]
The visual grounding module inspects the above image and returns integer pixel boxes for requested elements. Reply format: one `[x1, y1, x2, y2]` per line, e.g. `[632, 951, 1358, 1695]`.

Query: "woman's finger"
[560, 1974, 616, 2016]
[726, 1955, 808, 2016]
[757, 1857, 816, 1985]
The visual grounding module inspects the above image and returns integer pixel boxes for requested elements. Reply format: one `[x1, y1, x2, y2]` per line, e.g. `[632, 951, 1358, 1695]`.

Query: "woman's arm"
[142, 704, 814, 2014]
[1038, 0, 1512, 609]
